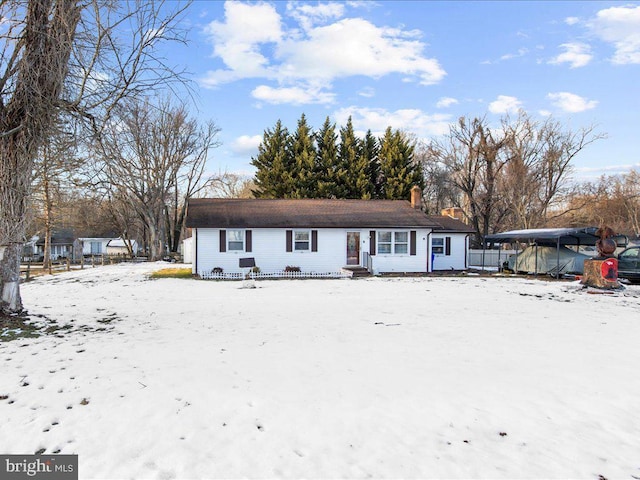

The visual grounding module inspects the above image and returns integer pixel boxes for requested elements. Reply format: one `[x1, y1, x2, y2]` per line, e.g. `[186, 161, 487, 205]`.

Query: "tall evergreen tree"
[251, 120, 292, 198]
[378, 127, 424, 200]
[361, 129, 380, 199]
[288, 114, 317, 198]
[315, 116, 339, 198]
[338, 117, 368, 198]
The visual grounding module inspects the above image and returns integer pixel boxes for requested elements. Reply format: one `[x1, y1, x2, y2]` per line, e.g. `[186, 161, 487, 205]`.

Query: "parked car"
[617, 246, 640, 283]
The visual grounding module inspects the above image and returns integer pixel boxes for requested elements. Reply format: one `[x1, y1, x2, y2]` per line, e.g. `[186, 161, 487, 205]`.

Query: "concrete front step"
[342, 266, 372, 278]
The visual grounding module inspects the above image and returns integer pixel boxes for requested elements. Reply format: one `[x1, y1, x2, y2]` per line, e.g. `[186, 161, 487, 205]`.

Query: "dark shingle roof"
[35, 229, 75, 246]
[186, 198, 443, 229]
[429, 215, 475, 233]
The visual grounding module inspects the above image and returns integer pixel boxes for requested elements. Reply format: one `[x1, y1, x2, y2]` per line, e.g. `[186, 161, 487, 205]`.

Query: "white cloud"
[230, 135, 263, 156]
[499, 48, 529, 61]
[488, 95, 522, 114]
[358, 86, 376, 98]
[202, 2, 283, 87]
[252, 85, 336, 105]
[286, 2, 345, 30]
[276, 18, 445, 86]
[565, 16, 580, 26]
[588, 5, 640, 64]
[547, 92, 598, 113]
[436, 97, 458, 109]
[538, 109, 552, 117]
[333, 106, 452, 138]
[200, 1, 446, 102]
[549, 42, 593, 68]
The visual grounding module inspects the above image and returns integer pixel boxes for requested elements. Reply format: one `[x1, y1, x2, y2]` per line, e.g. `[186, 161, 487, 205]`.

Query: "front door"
[347, 232, 360, 265]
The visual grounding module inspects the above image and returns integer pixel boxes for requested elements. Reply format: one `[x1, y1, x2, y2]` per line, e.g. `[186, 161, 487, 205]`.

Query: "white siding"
[371, 229, 430, 274]
[78, 238, 112, 255]
[431, 234, 469, 270]
[194, 227, 433, 276]
[182, 237, 193, 264]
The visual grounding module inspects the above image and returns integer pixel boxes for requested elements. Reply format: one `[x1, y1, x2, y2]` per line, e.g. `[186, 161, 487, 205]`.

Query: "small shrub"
[284, 265, 301, 273]
[251, 266, 261, 274]
[212, 267, 223, 274]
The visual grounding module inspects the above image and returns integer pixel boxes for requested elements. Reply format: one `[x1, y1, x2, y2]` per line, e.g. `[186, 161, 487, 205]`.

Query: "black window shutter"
[369, 230, 376, 256]
[311, 230, 318, 252]
[410, 230, 417, 256]
[245, 230, 252, 252]
[219, 230, 226, 252]
[445, 236, 451, 256]
[286, 230, 293, 252]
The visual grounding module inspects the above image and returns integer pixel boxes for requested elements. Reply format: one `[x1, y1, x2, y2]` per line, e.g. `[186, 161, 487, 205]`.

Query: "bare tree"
[94, 99, 219, 261]
[500, 112, 604, 230]
[416, 142, 458, 215]
[563, 171, 640, 237]
[425, 117, 509, 247]
[31, 130, 83, 273]
[0, 0, 190, 313]
[203, 172, 256, 199]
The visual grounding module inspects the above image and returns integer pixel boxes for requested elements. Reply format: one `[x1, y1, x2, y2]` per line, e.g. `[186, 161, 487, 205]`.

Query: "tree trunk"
[0, 0, 82, 313]
[43, 175, 53, 274]
[0, 243, 23, 313]
[147, 225, 164, 261]
[0, 139, 31, 314]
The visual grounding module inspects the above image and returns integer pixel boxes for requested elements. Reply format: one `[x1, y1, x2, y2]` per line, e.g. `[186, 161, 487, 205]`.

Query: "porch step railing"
[362, 251, 373, 273]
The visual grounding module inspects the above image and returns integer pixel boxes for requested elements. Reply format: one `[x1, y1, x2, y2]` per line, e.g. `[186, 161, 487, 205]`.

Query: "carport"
[482, 227, 628, 278]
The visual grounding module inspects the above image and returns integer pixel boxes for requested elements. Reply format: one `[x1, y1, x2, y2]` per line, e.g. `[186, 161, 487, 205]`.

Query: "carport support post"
[556, 237, 561, 279]
[534, 243, 538, 277]
[481, 241, 486, 272]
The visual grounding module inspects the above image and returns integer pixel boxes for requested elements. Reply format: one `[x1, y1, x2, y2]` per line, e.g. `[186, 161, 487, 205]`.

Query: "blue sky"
[168, 1, 640, 182]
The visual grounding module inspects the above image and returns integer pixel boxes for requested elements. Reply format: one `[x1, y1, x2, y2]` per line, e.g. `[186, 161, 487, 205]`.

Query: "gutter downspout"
[465, 234, 470, 270]
[194, 228, 198, 276]
[426, 231, 432, 273]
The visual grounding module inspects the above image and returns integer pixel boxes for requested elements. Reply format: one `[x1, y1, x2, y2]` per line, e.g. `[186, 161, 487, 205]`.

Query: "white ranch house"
[185, 190, 473, 277]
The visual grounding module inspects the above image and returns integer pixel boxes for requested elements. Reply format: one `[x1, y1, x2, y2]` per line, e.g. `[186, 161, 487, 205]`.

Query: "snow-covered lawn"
[2, 263, 640, 479]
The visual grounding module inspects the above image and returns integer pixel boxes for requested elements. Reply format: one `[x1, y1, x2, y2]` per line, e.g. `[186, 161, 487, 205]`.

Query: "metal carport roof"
[482, 227, 628, 278]
[485, 227, 628, 247]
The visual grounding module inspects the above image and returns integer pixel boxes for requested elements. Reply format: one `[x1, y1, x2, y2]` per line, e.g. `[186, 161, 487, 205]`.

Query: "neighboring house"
[75, 237, 115, 257]
[22, 236, 38, 260]
[106, 238, 138, 256]
[182, 235, 193, 264]
[34, 229, 76, 261]
[185, 189, 472, 277]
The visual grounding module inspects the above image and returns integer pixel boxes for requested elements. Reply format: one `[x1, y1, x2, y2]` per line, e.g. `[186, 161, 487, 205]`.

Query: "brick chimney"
[441, 207, 466, 222]
[410, 185, 422, 209]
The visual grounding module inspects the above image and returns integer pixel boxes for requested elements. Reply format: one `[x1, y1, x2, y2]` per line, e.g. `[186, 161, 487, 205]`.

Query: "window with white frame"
[394, 232, 408, 254]
[227, 230, 245, 251]
[432, 238, 444, 254]
[294, 230, 310, 251]
[378, 231, 392, 254]
[378, 231, 409, 254]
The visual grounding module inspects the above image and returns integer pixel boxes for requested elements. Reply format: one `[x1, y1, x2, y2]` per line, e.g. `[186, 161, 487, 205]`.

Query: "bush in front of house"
[284, 266, 301, 272]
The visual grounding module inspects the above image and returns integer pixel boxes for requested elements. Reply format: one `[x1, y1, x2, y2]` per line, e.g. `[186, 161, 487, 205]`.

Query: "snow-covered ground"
[2, 263, 640, 479]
